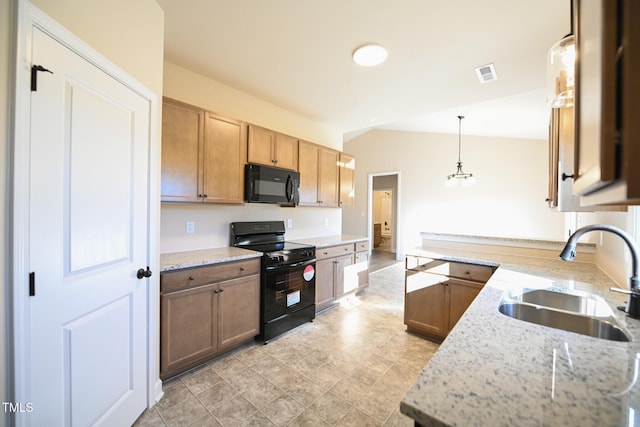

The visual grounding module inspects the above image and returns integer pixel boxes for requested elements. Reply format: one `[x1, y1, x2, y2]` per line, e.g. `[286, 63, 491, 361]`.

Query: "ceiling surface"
[157, 0, 570, 140]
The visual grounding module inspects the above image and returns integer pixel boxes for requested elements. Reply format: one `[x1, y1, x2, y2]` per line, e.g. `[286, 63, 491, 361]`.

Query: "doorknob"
[136, 266, 152, 279]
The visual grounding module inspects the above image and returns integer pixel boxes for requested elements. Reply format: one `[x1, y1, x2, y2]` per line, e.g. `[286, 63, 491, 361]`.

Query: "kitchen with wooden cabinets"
[158, 96, 368, 379]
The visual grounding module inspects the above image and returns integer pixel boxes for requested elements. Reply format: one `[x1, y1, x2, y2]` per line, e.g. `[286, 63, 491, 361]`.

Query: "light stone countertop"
[160, 247, 262, 272]
[291, 234, 368, 248]
[400, 247, 640, 427]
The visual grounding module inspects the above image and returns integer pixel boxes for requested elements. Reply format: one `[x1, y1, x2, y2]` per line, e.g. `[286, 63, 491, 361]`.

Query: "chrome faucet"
[560, 224, 640, 318]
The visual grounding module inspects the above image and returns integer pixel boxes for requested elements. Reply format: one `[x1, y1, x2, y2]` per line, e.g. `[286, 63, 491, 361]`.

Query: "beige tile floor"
[135, 261, 439, 427]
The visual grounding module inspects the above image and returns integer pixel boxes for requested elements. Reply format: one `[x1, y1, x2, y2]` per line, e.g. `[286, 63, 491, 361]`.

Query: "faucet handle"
[609, 287, 640, 319]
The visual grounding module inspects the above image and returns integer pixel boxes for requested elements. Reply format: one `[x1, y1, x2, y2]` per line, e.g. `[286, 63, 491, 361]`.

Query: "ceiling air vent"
[475, 63, 497, 83]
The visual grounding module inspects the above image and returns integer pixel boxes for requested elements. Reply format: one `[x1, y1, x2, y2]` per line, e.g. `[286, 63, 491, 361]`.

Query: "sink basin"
[499, 287, 631, 342]
[499, 302, 630, 341]
[518, 288, 613, 317]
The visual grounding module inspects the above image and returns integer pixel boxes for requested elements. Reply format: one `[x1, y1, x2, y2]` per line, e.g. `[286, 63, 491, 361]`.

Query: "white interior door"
[26, 26, 150, 426]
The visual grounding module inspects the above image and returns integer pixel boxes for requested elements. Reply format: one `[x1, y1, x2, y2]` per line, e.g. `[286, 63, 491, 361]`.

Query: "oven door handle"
[265, 259, 316, 271]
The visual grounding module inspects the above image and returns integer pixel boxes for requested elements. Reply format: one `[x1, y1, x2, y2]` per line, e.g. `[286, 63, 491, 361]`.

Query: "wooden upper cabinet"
[161, 97, 245, 204]
[274, 133, 299, 171]
[247, 124, 298, 171]
[572, 0, 640, 205]
[298, 140, 342, 207]
[202, 112, 245, 204]
[318, 147, 340, 207]
[161, 98, 203, 202]
[298, 140, 319, 206]
[339, 152, 355, 207]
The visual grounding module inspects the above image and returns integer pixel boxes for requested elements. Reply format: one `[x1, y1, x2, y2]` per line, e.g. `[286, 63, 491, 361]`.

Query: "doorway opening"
[368, 172, 402, 261]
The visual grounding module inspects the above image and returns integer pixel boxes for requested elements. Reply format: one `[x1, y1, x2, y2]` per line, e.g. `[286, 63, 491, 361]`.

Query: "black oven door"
[262, 259, 316, 323]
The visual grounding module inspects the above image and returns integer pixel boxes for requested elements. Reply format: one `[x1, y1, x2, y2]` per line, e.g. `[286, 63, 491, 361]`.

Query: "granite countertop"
[160, 247, 262, 272]
[291, 234, 368, 248]
[401, 247, 640, 426]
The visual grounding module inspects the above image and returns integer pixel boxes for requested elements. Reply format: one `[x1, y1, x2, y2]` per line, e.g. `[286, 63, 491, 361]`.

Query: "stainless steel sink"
[518, 288, 613, 317]
[499, 288, 631, 342]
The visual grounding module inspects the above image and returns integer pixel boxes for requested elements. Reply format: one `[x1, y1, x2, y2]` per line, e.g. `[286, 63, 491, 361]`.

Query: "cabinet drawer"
[355, 240, 369, 252]
[161, 258, 260, 293]
[448, 262, 495, 283]
[316, 243, 354, 260]
[355, 252, 368, 264]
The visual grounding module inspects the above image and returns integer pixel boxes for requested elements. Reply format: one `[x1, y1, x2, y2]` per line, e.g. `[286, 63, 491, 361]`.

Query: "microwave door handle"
[286, 174, 293, 203]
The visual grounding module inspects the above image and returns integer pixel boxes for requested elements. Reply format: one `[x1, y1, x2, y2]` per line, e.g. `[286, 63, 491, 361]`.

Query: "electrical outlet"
[186, 221, 195, 234]
[324, 217, 329, 227]
[287, 219, 293, 229]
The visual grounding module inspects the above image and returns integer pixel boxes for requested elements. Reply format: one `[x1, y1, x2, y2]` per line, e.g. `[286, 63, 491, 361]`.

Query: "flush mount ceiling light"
[352, 44, 388, 67]
[446, 115, 475, 187]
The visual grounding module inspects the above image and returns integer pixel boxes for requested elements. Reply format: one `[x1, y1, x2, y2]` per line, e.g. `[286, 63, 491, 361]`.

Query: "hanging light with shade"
[546, 1, 575, 107]
[446, 115, 475, 187]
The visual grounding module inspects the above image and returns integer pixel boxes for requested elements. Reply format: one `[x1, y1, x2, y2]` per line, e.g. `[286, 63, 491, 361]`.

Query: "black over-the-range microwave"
[244, 164, 300, 206]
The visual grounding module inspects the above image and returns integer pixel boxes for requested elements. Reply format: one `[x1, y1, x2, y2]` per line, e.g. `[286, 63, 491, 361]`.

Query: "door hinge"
[31, 64, 53, 92]
[29, 272, 35, 296]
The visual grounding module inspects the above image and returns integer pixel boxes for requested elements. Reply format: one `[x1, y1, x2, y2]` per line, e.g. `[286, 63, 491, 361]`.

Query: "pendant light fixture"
[546, 1, 575, 107]
[446, 115, 475, 186]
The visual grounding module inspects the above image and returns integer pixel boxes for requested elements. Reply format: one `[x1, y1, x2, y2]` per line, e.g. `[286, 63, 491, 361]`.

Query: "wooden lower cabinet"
[315, 257, 337, 311]
[315, 240, 370, 312]
[404, 272, 449, 338]
[448, 278, 483, 330]
[160, 259, 260, 379]
[404, 256, 495, 341]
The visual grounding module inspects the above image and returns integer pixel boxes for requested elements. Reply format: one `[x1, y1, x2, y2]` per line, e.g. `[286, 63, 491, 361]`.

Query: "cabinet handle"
[561, 172, 574, 181]
[214, 289, 219, 293]
[189, 276, 195, 281]
[219, 288, 224, 293]
[240, 266, 245, 271]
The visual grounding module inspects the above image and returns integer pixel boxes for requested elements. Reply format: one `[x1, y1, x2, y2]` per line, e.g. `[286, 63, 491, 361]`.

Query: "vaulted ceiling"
[156, 0, 570, 140]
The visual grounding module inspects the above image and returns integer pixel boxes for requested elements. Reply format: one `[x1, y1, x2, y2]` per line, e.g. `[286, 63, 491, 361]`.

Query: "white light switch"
[287, 218, 293, 229]
[324, 217, 329, 227]
[186, 221, 195, 234]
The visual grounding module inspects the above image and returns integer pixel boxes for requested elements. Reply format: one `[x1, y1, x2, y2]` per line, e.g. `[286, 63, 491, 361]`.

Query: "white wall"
[160, 62, 345, 253]
[590, 210, 635, 288]
[342, 129, 566, 251]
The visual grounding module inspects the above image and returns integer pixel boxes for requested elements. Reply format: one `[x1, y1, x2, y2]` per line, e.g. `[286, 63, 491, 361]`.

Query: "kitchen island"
[401, 248, 640, 426]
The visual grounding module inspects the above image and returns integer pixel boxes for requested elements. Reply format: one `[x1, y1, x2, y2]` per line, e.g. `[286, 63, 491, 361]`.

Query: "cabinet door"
[161, 98, 203, 202]
[202, 112, 245, 203]
[298, 140, 320, 206]
[404, 271, 448, 338]
[318, 147, 340, 207]
[217, 274, 260, 350]
[335, 254, 355, 297]
[275, 133, 299, 170]
[247, 124, 276, 167]
[315, 258, 335, 311]
[354, 251, 369, 291]
[572, 0, 618, 197]
[160, 283, 218, 378]
[339, 152, 355, 207]
[448, 278, 483, 330]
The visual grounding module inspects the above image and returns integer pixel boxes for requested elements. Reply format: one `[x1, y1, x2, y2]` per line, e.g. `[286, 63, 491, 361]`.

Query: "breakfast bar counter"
[400, 248, 640, 426]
